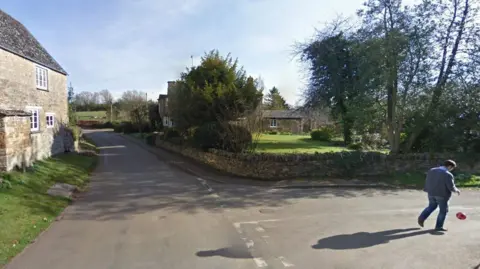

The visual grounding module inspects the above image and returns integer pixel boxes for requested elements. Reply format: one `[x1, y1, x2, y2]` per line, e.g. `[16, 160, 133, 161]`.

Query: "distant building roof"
[262, 110, 305, 119]
[0, 9, 67, 75]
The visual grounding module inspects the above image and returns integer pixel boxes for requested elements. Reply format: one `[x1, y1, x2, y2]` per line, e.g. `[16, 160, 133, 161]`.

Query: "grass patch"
[80, 136, 99, 153]
[0, 154, 97, 266]
[371, 172, 480, 189]
[76, 111, 106, 121]
[254, 134, 349, 154]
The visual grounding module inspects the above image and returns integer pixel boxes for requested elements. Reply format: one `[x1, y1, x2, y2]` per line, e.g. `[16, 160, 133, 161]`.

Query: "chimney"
[167, 81, 177, 96]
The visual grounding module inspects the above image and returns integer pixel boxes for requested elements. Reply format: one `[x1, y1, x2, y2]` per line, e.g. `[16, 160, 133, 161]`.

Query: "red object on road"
[456, 212, 467, 220]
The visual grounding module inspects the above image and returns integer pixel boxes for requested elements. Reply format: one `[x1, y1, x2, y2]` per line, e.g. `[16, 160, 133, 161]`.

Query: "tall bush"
[193, 122, 252, 153]
[311, 125, 336, 141]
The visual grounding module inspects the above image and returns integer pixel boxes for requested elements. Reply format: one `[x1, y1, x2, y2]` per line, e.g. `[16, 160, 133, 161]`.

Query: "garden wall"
[154, 136, 480, 180]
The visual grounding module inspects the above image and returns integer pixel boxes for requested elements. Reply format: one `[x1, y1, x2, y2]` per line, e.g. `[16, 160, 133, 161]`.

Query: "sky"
[1, 0, 413, 105]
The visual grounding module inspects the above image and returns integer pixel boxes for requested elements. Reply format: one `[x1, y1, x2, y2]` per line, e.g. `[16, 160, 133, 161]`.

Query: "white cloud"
[62, 0, 418, 105]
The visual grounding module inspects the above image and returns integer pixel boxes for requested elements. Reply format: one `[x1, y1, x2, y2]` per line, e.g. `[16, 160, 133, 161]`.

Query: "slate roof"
[262, 110, 305, 119]
[0, 9, 67, 75]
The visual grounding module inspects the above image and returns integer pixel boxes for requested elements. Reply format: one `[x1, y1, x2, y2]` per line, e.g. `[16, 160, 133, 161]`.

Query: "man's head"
[444, 160, 457, 171]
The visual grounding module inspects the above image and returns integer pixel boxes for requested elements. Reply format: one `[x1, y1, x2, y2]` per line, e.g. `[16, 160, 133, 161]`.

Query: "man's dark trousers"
[419, 196, 449, 229]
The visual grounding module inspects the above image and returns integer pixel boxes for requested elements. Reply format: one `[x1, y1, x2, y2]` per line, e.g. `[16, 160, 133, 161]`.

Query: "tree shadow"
[56, 130, 406, 221]
[312, 228, 442, 250]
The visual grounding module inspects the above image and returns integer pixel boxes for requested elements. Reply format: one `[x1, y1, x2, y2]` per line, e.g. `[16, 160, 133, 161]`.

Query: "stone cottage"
[262, 109, 331, 134]
[158, 81, 177, 128]
[0, 9, 70, 171]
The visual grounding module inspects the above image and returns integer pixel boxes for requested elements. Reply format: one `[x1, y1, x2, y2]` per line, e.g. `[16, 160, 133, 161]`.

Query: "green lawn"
[382, 172, 480, 189]
[0, 154, 97, 266]
[76, 111, 106, 120]
[254, 134, 349, 153]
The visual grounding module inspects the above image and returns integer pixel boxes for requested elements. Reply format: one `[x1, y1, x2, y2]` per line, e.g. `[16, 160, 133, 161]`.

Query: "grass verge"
[368, 172, 480, 189]
[0, 153, 97, 266]
[254, 134, 349, 153]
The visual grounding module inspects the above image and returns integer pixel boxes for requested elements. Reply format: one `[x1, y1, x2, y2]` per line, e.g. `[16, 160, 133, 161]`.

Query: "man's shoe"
[435, 227, 448, 232]
[417, 217, 424, 228]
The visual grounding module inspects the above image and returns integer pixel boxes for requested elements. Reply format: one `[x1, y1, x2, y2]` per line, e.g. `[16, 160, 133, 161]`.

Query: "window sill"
[36, 87, 49, 91]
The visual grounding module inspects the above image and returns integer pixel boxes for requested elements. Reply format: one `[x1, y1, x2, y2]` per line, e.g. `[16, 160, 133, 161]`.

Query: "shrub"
[268, 131, 278, 135]
[145, 133, 156, 145]
[164, 128, 181, 140]
[311, 125, 336, 141]
[168, 137, 184, 145]
[102, 121, 114, 128]
[193, 122, 252, 153]
[123, 122, 137, 133]
[361, 133, 383, 149]
[65, 125, 82, 141]
[347, 143, 364, 151]
[185, 127, 198, 139]
[113, 122, 122, 132]
[138, 122, 152, 133]
[0, 174, 12, 190]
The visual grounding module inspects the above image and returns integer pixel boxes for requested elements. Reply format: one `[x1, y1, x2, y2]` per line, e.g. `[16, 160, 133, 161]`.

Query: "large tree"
[169, 50, 263, 130]
[264, 87, 290, 110]
[118, 90, 148, 130]
[299, 30, 376, 145]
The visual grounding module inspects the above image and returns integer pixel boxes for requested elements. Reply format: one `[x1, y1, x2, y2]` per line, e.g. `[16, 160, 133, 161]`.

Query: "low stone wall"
[154, 136, 480, 179]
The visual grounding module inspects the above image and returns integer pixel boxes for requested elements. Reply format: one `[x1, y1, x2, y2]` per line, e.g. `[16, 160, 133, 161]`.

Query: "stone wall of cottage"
[0, 49, 68, 170]
[154, 136, 480, 179]
[263, 118, 303, 134]
[0, 115, 34, 171]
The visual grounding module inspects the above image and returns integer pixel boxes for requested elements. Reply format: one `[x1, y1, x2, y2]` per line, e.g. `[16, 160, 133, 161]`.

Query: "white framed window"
[28, 108, 40, 131]
[270, 119, 277, 127]
[46, 113, 55, 128]
[35, 66, 48, 90]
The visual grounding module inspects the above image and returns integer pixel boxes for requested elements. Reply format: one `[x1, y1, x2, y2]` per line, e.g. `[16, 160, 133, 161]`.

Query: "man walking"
[418, 160, 460, 232]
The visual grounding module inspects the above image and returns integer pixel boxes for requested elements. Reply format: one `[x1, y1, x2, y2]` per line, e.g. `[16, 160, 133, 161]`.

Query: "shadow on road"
[41, 130, 410, 221]
[312, 228, 442, 250]
[196, 246, 253, 259]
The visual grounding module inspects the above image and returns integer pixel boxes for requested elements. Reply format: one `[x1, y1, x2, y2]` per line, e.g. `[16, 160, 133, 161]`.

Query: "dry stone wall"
[154, 135, 479, 180]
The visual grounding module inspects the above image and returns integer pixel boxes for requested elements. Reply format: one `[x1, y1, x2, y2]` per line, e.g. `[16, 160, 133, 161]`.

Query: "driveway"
[6, 130, 480, 269]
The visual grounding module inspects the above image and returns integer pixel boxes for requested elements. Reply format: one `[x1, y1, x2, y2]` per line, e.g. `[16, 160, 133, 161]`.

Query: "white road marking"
[278, 256, 295, 267]
[255, 227, 266, 232]
[245, 239, 254, 248]
[233, 219, 281, 227]
[253, 257, 268, 267]
[196, 177, 214, 192]
[233, 223, 243, 234]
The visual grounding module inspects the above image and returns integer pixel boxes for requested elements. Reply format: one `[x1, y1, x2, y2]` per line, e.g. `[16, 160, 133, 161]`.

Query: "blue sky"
[2, 0, 411, 104]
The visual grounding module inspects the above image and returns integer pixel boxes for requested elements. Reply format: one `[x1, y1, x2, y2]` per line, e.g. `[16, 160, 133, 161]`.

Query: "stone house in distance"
[157, 81, 176, 128]
[0, 10, 70, 171]
[158, 80, 332, 134]
[262, 109, 331, 134]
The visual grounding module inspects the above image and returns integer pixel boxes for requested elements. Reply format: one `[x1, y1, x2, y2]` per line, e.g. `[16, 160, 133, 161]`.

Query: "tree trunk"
[404, 0, 469, 152]
[343, 116, 354, 146]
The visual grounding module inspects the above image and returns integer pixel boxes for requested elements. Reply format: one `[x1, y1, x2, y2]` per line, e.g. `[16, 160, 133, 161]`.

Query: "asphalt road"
[6, 130, 480, 269]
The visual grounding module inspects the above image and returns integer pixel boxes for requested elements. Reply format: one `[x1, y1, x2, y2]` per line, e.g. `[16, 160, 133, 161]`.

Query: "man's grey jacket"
[423, 166, 459, 199]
